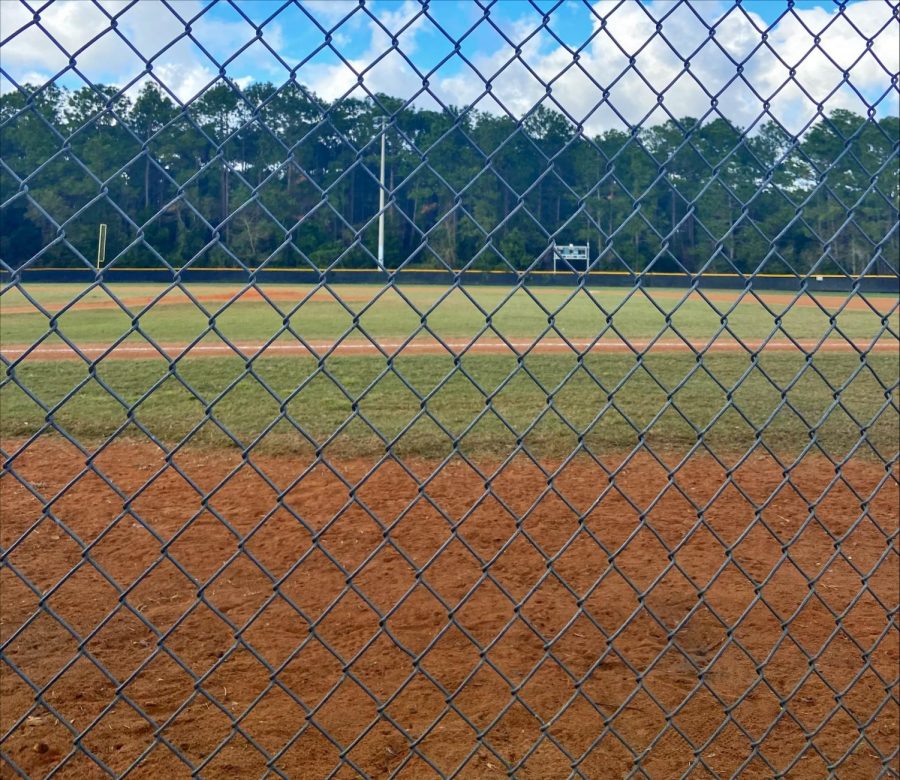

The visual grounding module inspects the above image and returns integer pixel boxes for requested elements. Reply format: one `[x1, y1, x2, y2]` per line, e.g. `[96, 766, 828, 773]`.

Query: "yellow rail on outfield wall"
[12, 267, 899, 279]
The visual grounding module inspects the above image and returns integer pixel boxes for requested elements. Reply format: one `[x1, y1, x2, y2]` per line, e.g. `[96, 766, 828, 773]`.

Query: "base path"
[2, 287, 896, 315]
[2, 336, 897, 361]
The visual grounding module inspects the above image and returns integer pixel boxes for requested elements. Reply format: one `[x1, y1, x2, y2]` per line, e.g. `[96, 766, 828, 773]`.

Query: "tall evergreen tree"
[1, 82, 897, 276]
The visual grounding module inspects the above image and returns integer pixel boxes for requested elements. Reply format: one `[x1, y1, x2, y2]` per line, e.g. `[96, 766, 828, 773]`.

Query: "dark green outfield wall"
[2, 266, 898, 294]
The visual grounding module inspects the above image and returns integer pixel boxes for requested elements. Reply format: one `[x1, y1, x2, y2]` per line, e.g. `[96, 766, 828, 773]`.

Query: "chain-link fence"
[1, 0, 898, 777]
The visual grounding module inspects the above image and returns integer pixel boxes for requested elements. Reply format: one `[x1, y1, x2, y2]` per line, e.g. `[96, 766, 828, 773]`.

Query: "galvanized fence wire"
[1, 0, 899, 777]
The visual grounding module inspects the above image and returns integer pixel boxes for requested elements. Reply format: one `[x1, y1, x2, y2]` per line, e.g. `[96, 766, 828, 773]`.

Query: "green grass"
[3, 283, 896, 460]
[2, 352, 896, 461]
[1, 282, 896, 346]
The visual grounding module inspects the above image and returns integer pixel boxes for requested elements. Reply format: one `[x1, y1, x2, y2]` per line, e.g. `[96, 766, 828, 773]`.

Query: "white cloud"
[296, 0, 434, 105]
[417, 0, 899, 134]
[0, 0, 287, 102]
[1, 0, 896, 132]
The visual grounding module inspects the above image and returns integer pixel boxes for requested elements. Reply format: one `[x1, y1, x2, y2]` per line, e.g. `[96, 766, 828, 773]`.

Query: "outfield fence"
[4, 266, 900, 294]
[1, 0, 899, 777]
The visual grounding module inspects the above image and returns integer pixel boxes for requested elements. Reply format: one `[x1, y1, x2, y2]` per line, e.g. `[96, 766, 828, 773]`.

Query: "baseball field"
[1, 281, 898, 778]
[2, 282, 898, 457]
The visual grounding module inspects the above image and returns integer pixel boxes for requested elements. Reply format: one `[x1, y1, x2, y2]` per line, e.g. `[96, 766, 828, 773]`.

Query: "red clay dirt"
[0, 290, 375, 316]
[1, 288, 895, 316]
[1, 437, 897, 778]
[2, 336, 897, 363]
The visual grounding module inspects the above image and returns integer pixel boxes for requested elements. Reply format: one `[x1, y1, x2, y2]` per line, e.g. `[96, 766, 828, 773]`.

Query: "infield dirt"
[2, 437, 897, 778]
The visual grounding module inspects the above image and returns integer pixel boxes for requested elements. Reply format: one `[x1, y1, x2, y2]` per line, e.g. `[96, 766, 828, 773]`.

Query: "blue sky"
[186, 1, 892, 72]
[1, 0, 897, 133]
[199, 1, 876, 48]
[195, 1, 893, 62]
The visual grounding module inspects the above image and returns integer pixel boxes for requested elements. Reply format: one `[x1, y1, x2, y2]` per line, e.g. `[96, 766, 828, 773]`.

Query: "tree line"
[1, 82, 897, 276]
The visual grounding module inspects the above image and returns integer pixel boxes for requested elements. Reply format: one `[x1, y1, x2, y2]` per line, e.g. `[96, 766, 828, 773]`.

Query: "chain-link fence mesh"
[1, 0, 898, 777]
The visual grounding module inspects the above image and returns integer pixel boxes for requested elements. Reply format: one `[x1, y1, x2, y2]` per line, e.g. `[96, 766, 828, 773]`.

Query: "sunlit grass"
[1, 282, 896, 346]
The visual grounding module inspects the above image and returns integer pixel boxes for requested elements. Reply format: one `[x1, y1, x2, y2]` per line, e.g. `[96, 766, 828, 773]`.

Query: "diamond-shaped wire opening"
[22, 152, 104, 227]
[384, 583, 446, 657]
[220, 200, 287, 266]
[67, 96, 143, 175]
[412, 709, 479, 776]
[0, 103, 66, 182]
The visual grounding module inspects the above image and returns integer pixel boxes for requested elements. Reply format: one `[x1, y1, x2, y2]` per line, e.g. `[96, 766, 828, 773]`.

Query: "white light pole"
[377, 116, 386, 270]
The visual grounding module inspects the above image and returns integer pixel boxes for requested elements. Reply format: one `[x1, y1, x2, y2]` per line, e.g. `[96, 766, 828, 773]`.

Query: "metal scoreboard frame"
[550, 240, 591, 272]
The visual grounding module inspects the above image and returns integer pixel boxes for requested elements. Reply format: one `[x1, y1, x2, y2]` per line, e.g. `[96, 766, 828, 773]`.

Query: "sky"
[1, 0, 897, 135]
